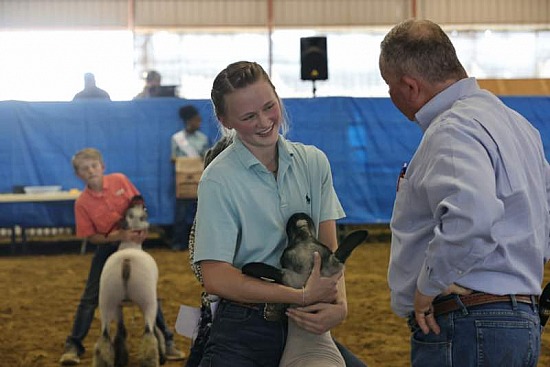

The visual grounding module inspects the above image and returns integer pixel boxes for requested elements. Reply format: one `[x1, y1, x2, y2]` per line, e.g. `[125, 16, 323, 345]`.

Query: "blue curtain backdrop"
[1, 96, 549, 227]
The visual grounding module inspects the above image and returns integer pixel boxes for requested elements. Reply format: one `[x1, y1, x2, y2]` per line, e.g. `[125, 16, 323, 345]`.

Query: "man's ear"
[401, 75, 421, 102]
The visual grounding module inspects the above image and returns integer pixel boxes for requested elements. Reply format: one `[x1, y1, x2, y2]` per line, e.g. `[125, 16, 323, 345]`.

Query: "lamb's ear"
[242, 262, 284, 284]
[130, 195, 145, 208]
[334, 229, 369, 264]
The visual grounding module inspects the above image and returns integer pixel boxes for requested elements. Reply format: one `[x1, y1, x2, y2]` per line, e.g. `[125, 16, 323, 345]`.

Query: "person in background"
[192, 61, 367, 366]
[59, 148, 186, 365]
[134, 70, 162, 99]
[170, 105, 210, 251]
[381, 19, 548, 367]
[72, 73, 110, 100]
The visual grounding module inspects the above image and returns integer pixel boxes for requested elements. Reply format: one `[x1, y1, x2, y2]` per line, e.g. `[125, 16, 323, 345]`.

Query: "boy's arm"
[74, 198, 126, 245]
[87, 231, 124, 245]
[87, 228, 146, 245]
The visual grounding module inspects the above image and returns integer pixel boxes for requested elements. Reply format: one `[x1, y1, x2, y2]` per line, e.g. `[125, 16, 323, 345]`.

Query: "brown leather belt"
[433, 293, 537, 317]
[221, 299, 287, 322]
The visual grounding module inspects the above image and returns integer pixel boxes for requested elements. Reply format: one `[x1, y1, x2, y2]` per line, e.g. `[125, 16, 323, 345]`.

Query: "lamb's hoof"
[139, 331, 160, 367]
[92, 336, 115, 367]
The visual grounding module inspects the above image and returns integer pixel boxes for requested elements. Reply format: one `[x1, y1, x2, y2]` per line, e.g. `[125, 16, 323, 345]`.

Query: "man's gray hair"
[380, 19, 467, 83]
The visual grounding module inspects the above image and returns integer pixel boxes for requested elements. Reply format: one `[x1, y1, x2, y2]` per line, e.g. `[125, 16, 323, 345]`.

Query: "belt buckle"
[263, 303, 287, 322]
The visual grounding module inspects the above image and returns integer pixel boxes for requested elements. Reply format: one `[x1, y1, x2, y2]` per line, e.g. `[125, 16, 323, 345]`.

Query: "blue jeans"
[64, 243, 174, 355]
[408, 295, 541, 367]
[335, 339, 368, 367]
[198, 300, 367, 367]
[173, 198, 197, 250]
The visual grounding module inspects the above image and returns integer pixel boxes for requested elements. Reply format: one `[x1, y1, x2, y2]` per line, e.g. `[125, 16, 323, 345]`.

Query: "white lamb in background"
[92, 196, 166, 367]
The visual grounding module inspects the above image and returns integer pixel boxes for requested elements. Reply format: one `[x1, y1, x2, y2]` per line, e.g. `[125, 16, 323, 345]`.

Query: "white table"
[0, 191, 81, 254]
[0, 191, 80, 203]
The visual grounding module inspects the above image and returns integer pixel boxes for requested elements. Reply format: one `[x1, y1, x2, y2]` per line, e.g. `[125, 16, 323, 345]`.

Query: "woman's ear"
[218, 116, 232, 130]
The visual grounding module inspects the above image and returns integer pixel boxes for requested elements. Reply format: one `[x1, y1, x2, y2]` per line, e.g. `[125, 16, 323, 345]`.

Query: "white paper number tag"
[174, 304, 201, 339]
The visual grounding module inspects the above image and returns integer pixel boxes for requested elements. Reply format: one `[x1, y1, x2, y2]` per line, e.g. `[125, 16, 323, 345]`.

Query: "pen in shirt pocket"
[396, 162, 408, 192]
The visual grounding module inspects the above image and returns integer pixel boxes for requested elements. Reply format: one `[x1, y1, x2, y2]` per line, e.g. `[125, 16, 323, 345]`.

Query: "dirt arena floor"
[1, 227, 550, 367]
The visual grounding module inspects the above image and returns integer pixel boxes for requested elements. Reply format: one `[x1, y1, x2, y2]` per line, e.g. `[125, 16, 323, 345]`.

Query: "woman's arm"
[200, 256, 341, 306]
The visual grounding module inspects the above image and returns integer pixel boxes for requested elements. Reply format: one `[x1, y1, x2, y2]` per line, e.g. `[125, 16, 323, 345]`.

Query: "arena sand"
[1, 238, 549, 367]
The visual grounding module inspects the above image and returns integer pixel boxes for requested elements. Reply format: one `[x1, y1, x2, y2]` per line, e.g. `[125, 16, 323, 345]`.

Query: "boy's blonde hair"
[72, 148, 104, 172]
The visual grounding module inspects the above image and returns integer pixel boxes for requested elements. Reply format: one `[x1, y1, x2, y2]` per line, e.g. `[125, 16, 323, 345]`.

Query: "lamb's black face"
[279, 212, 368, 289]
[280, 212, 343, 288]
[242, 212, 367, 290]
[286, 213, 316, 244]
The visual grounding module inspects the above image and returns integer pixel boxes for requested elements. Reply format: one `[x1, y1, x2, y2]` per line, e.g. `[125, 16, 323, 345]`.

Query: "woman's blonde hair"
[210, 61, 289, 137]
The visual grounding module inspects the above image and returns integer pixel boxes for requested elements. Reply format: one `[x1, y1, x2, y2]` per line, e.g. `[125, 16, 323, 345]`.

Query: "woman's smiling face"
[220, 80, 282, 151]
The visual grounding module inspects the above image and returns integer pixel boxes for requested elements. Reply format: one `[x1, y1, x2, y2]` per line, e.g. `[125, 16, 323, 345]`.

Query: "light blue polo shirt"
[193, 135, 345, 269]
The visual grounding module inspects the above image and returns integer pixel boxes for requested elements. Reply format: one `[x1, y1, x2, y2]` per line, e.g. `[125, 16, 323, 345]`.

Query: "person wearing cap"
[134, 70, 162, 99]
[170, 105, 211, 250]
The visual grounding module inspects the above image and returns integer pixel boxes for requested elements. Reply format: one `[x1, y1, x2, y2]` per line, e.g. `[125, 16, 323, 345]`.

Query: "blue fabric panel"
[1, 96, 549, 227]
[285, 97, 422, 223]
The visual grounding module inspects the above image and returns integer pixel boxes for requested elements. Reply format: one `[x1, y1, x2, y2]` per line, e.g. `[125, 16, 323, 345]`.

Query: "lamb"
[92, 196, 166, 367]
[242, 212, 368, 367]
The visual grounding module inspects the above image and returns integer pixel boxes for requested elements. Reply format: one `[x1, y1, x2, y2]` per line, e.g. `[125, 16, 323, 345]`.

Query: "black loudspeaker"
[300, 37, 328, 81]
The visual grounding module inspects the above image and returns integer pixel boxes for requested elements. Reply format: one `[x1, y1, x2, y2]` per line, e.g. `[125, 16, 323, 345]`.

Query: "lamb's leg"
[154, 324, 167, 365]
[92, 326, 115, 367]
[138, 297, 161, 366]
[138, 324, 161, 367]
[279, 318, 345, 367]
[113, 305, 129, 367]
[94, 281, 118, 367]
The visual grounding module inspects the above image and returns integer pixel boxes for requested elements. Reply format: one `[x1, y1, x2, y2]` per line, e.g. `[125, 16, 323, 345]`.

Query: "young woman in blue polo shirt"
[192, 61, 366, 367]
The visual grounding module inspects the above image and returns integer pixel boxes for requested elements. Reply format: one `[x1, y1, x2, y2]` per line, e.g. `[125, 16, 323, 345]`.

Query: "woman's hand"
[303, 252, 342, 305]
[286, 302, 347, 334]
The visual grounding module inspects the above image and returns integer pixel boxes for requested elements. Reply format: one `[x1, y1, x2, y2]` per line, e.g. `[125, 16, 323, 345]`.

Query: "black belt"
[221, 299, 287, 322]
[433, 293, 538, 317]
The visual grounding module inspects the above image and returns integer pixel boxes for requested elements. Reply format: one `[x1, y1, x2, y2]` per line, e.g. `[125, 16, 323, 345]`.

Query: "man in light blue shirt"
[380, 19, 550, 367]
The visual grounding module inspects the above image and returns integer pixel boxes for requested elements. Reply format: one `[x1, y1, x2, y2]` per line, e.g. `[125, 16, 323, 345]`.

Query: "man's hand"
[441, 283, 472, 296]
[286, 302, 346, 334]
[414, 284, 472, 335]
[413, 289, 439, 335]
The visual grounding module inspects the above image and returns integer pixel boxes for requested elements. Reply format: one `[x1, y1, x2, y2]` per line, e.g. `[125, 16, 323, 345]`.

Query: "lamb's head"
[120, 195, 149, 232]
[242, 212, 368, 291]
[285, 212, 316, 245]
